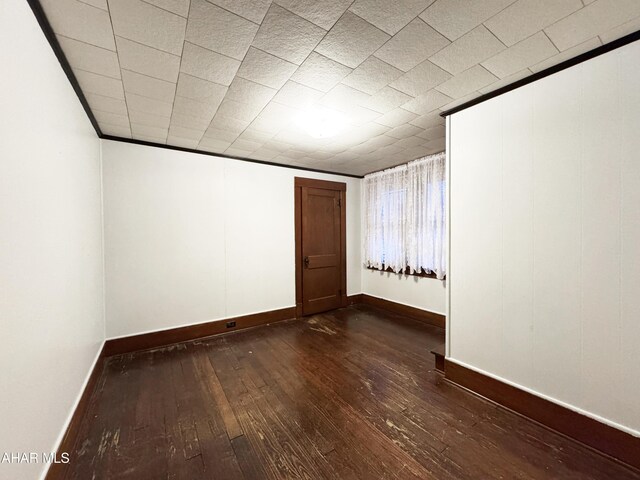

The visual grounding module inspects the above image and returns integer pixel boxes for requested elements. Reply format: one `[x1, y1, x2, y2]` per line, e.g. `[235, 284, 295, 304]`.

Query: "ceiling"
[40, 0, 640, 176]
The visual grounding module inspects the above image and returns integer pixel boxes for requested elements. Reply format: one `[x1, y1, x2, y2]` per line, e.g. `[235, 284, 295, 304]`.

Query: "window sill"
[365, 265, 445, 280]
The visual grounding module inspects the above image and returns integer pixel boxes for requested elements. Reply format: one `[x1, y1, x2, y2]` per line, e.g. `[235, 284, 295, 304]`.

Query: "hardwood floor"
[66, 305, 638, 479]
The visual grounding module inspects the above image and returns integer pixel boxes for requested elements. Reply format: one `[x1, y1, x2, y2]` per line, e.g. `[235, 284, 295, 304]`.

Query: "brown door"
[295, 178, 346, 316]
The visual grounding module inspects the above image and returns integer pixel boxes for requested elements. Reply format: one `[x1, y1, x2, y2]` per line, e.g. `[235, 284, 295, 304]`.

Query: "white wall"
[361, 269, 446, 315]
[0, 1, 105, 479]
[102, 140, 361, 339]
[449, 41, 640, 435]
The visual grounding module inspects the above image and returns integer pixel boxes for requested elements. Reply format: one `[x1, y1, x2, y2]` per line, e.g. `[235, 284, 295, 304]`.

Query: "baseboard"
[359, 294, 446, 329]
[103, 306, 297, 356]
[45, 344, 106, 480]
[444, 359, 640, 472]
[347, 293, 363, 305]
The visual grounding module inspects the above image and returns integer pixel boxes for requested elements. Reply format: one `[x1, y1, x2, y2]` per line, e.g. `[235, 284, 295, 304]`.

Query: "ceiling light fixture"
[295, 107, 349, 139]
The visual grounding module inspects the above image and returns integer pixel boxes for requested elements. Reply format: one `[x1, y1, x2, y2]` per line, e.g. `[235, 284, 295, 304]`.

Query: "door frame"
[294, 177, 347, 317]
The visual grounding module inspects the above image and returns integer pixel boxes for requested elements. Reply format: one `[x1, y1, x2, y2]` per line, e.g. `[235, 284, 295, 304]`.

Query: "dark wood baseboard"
[444, 359, 640, 472]
[46, 346, 106, 480]
[347, 294, 363, 305]
[104, 307, 297, 356]
[360, 294, 446, 329]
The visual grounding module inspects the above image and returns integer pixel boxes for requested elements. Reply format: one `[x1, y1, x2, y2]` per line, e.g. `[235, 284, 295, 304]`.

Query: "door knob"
[304, 256, 310, 267]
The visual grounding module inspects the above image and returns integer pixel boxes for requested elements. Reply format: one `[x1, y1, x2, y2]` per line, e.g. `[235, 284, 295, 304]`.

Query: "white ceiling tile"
[485, 0, 583, 47]
[410, 111, 444, 129]
[478, 68, 531, 94]
[340, 105, 382, 125]
[402, 89, 452, 114]
[225, 77, 278, 109]
[416, 124, 445, 140]
[252, 4, 326, 64]
[128, 109, 171, 128]
[350, 0, 436, 35]
[250, 102, 297, 134]
[341, 57, 403, 95]
[274, 0, 351, 30]
[315, 11, 390, 68]
[74, 69, 125, 99]
[126, 92, 174, 117]
[320, 84, 371, 112]
[375, 108, 418, 127]
[481, 31, 557, 78]
[202, 126, 241, 143]
[363, 86, 413, 113]
[529, 36, 601, 73]
[238, 130, 275, 145]
[393, 135, 424, 148]
[291, 52, 352, 92]
[168, 125, 203, 140]
[249, 147, 280, 160]
[206, 0, 272, 24]
[225, 147, 255, 157]
[230, 138, 263, 152]
[100, 123, 132, 137]
[121, 69, 176, 103]
[57, 35, 121, 79]
[236, 47, 298, 89]
[598, 14, 640, 43]
[374, 18, 450, 72]
[78, 0, 108, 10]
[438, 90, 481, 111]
[545, 0, 640, 51]
[420, 0, 516, 41]
[429, 25, 506, 74]
[167, 136, 200, 149]
[200, 139, 233, 153]
[215, 98, 265, 123]
[94, 110, 130, 127]
[144, 0, 190, 17]
[136, 135, 167, 144]
[390, 60, 452, 96]
[131, 123, 169, 139]
[385, 123, 424, 139]
[208, 115, 250, 134]
[185, 0, 258, 60]
[435, 64, 497, 98]
[170, 112, 212, 130]
[86, 93, 128, 115]
[116, 36, 180, 82]
[180, 42, 241, 85]
[273, 81, 324, 107]
[40, 0, 115, 50]
[172, 95, 220, 119]
[175, 73, 228, 103]
[108, 0, 187, 55]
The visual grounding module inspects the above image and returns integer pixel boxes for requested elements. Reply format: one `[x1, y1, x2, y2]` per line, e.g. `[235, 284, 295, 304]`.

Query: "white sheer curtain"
[364, 152, 446, 279]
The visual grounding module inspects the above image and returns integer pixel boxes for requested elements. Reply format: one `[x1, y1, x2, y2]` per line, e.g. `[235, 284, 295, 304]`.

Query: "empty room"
[2, 0, 640, 478]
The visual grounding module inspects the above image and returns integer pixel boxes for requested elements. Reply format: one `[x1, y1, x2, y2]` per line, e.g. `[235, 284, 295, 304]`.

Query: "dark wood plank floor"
[68, 305, 639, 479]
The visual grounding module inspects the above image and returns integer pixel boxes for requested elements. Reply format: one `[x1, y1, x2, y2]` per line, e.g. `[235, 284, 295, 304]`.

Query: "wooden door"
[295, 178, 346, 316]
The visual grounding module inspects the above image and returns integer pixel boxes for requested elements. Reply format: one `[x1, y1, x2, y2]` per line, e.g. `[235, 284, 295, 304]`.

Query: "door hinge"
[337, 197, 341, 207]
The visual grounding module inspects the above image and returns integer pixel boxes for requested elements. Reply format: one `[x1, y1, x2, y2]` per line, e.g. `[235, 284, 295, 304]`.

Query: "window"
[364, 152, 446, 279]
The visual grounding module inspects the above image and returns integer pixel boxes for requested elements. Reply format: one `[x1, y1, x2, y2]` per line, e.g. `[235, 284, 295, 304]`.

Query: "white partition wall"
[448, 41, 640, 435]
[102, 140, 361, 339]
[0, 2, 105, 479]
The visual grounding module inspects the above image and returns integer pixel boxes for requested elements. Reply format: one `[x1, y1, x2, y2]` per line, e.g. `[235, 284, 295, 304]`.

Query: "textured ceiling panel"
[40, 0, 640, 175]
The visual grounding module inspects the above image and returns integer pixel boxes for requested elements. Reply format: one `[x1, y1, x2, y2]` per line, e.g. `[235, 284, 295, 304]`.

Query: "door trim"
[295, 177, 347, 317]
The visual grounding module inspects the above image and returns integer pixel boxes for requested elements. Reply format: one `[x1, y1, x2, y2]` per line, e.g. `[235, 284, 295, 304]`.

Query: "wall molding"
[104, 307, 297, 356]
[45, 345, 106, 480]
[440, 29, 640, 118]
[360, 294, 446, 329]
[444, 359, 640, 472]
